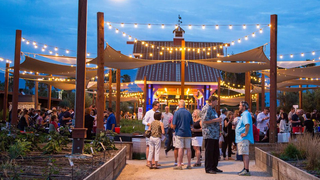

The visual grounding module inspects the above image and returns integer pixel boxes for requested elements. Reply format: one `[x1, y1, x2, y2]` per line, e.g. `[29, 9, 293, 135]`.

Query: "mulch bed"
[0, 144, 120, 180]
[287, 160, 320, 179]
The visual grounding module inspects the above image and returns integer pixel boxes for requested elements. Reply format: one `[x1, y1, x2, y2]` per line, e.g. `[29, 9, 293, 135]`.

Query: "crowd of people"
[9, 105, 117, 139]
[143, 96, 254, 176]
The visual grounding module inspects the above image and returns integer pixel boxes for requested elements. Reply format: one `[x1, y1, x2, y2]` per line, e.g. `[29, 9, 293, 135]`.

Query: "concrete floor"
[117, 147, 275, 180]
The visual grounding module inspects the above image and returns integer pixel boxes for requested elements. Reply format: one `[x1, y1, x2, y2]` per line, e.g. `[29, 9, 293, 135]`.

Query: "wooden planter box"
[255, 147, 319, 180]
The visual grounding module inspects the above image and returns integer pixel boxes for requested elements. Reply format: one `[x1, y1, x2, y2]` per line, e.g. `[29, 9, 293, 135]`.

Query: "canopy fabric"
[86, 91, 139, 102]
[193, 46, 269, 63]
[220, 96, 245, 106]
[277, 60, 320, 69]
[14, 73, 68, 80]
[277, 79, 320, 88]
[18, 56, 97, 79]
[278, 87, 319, 92]
[190, 61, 269, 73]
[261, 71, 299, 83]
[87, 82, 130, 90]
[37, 54, 93, 64]
[19, 78, 77, 91]
[90, 45, 168, 69]
[277, 66, 320, 78]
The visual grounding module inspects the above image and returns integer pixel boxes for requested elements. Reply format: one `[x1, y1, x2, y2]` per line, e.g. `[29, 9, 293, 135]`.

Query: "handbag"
[145, 130, 151, 138]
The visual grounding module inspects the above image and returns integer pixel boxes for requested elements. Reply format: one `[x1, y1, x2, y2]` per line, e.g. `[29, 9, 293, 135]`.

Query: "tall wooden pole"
[72, 0, 87, 154]
[180, 40, 185, 100]
[299, 85, 302, 108]
[116, 69, 121, 126]
[11, 30, 21, 126]
[96, 12, 105, 134]
[108, 69, 112, 108]
[245, 72, 251, 108]
[143, 76, 147, 115]
[261, 75, 265, 110]
[2, 63, 9, 122]
[47, 74, 52, 109]
[269, 14, 278, 143]
[217, 77, 221, 114]
[35, 81, 38, 110]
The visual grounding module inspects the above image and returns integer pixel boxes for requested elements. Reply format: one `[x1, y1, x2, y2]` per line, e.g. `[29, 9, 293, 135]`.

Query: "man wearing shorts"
[172, 100, 193, 170]
[236, 101, 254, 176]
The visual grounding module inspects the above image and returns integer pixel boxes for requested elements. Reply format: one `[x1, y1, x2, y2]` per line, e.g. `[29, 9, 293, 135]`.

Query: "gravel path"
[117, 147, 274, 180]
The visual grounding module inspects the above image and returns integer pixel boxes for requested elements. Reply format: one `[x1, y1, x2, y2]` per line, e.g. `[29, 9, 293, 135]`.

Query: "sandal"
[152, 165, 159, 169]
[193, 163, 201, 167]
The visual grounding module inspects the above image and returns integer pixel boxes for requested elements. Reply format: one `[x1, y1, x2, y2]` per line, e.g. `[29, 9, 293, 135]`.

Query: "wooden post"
[108, 69, 112, 108]
[72, 0, 87, 154]
[96, 12, 105, 134]
[2, 63, 9, 122]
[11, 30, 22, 127]
[47, 74, 52, 109]
[133, 102, 136, 115]
[217, 77, 221, 114]
[269, 14, 278, 143]
[143, 76, 147, 115]
[116, 69, 121, 126]
[256, 93, 259, 111]
[245, 72, 251, 108]
[299, 85, 302, 108]
[180, 40, 185, 100]
[261, 75, 265, 110]
[35, 78, 38, 110]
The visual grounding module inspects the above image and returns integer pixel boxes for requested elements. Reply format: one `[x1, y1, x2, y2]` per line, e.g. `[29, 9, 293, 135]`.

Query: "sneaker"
[238, 168, 246, 175]
[239, 170, 251, 176]
[186, 165, 192, 169]
[173, 166, 183, 170]
[174, 163, 178, 166]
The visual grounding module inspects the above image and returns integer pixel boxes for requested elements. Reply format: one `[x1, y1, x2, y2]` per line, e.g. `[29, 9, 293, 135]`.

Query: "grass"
[119, 119, 145, 134]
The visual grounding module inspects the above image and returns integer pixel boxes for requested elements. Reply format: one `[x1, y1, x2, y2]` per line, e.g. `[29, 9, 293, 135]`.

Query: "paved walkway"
[117, 147, 274, 180]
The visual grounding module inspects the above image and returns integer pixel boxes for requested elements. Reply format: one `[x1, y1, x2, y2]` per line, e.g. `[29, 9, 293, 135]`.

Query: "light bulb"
[121, 23, 124, 27]
[106, 22, 110, 25]
[115, 29, 119, 33]
[33, 41, 36, 45]
[202, 25, 205, 29]
[188, 25, 192, 29]
[290, 54, 293, 58]
[142, 41, 145, 45]
[280, 55, 283, 59]
[161, 24, 165, 29]
[252, 32, 255, 37]
[49, 51, 53, 54]
[134, 23, 138, 28]
[108, 25, 112, 29]
[175, 25, 178, 29]
[208, 48, 211, 51]
[26, 41, 30, 44]
[134, 39, 137, 43]
[238, 39, 241, 43]
[256, 24, 260, 29]
[87, 53, 90, 56]
[66, 50, 69, 53]
[54, 47, 58, 51]
[259, 29, 263, 33]
[150, 53, 153, 57]
[55, 53, 58, 56]
[128, 36, 132, 40]
[312, 51, 315, 55]
[231, 41, 235, 45]
[243, 24, 246, 29]
[122, 32, 126, 37]
[44, 45, 47, 48]
[22, 38, 25, 42]
[148, 24, 151, 28]
[245, 36, 248, 40]
[41, 48, 45, 52]
[34, 45, 38, 48]
[215, 25, 219, 29]
[229, 25, 232, 29]
[301, 53, 304, 57]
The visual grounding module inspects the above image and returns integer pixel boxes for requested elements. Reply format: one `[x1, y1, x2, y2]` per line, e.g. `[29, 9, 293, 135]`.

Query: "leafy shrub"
[119, 119, 145, 134]
[43, 132, 70, 154]
[8, 139, 32, 159]
[92, 131, 116, 152]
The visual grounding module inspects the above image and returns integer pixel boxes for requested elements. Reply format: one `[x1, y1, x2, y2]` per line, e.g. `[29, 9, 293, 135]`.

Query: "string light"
[148, 24, 151, 28]
[256, 24, 260, 29]
[202, 25, 205, 29]
[161, 24, 165, 29]
[215, 25, 219, 29]
[188, 25, 192, 29]
[229, 25, 233, 29]
[242, 24, 246, 29]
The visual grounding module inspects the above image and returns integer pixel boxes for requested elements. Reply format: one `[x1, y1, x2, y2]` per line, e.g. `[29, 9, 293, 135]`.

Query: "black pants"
[165, 128, 174, 152]
[222, 136, 232, 158]
[205, 139, 219, 172]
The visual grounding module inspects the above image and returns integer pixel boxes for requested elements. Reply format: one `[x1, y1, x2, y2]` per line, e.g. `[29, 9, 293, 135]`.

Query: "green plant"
[92, 131, 116, 152]
[43, 132, 70, 154]
[42, 158, 61, 180]
[8, 139, 32, 159]
[1, 159, 23, 179]
[280, 143, 302, 161]
[84, 143, 96, 154]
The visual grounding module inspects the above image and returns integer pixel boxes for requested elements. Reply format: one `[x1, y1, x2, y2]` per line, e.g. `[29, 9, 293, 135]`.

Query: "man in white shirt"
[162, 106, 173, 148]
[288, 107, 295, 121]
[142, 101, 160, 165]
[257, 107, 270, 135]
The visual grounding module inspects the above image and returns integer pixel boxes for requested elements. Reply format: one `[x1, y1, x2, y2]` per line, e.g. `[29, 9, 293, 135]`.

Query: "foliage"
[121, 74, 131, 82]
[42, 158, 61, 180]
[0, 129, 15, 152]
[0, 109, 9, 122]
[277, 92, 299, 112]
[58, 91, 92, 108]
[84, 143, 96, 154]
[119, 119, 145, 134]
[92, 130, 116, 152]
[25, 80, 35, 95]
[8, 139, 32, 159]
[1, 159, 22, 179]
[280, 143, 302, 161]
[42, 132, 69, 154]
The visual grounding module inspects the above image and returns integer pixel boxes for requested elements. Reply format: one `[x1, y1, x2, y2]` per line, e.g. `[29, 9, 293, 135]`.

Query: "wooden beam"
[299, 85, 302, 108]
[11, 30, 22, 127]
[217, 77, 221, 114]
[108, 69, 112, 108]
[47, 74, 52, 109]
[35, 79, 38, 110]
[269, 14, 278, 143]
[72, 0, 87, 154]
[144, 76, 147, 115]
[96, 12, 105, 134]
[261, 75, 265, 110]
[2, 63, 9, 123]
[245, 71, 251, 107]
[180, 40, 185, 99]
[116, 69, 121, 126]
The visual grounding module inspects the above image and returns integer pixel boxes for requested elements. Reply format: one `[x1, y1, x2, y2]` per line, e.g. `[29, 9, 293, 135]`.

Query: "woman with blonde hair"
[191, 109, 202, 166]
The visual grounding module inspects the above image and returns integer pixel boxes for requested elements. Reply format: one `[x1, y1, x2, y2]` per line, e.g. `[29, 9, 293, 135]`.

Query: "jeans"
[164, 127, 169, 147]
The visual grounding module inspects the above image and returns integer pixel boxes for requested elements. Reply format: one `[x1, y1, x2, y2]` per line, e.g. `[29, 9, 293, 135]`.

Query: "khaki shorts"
[237, 140, 250, 155]
[174, 136, 191, 149]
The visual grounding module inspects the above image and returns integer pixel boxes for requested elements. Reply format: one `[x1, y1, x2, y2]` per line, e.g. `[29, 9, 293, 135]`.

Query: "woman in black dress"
[85, 108, 94, 139]
[222, 111, 234, 160]
[18, 109, 29, 131]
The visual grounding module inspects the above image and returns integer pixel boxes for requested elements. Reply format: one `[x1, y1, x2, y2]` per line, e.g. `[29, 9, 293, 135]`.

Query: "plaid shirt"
[201, 104, 220, 139]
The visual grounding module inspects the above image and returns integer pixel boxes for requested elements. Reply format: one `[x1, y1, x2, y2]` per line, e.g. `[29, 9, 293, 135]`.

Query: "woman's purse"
[145, 130, 151, 138]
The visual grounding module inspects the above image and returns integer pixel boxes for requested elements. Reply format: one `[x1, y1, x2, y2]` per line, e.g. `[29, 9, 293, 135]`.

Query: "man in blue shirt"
[172, 100, 193, 170]
[106, 108, 116, 132]
[236, 101, 254, 176]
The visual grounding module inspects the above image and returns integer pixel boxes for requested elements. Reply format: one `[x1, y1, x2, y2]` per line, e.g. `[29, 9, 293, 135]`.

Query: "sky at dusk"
[1, 0, 320, 85]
